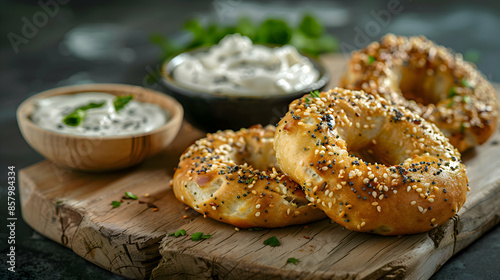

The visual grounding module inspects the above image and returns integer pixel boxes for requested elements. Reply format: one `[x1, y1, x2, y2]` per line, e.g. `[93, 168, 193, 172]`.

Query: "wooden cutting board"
[19, 55, 500, 279]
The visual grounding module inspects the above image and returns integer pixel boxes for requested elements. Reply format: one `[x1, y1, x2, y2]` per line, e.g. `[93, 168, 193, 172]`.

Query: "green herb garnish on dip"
[114, 95, 133, 112]
[63, 102, 105, 126]
[32, 92, 167, 137]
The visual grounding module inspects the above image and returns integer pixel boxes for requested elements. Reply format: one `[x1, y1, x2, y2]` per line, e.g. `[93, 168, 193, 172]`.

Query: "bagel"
[274, 88, 468, 235]
[340, 34, 498, 152]
[173, 125, 326, 228]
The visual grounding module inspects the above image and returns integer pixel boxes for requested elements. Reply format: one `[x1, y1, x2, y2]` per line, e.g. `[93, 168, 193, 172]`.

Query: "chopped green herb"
[246, 177, 254, 184]
[368, 55, 375, 65]
[191, 232, 213, 241]
[263, 236, 280, 247]
[463, 95, 471, 103]
[448, 88, 457, 98]
[169, 229, 187, 237]
[62, 102, 105, 126]
[62, 109, 85, 127]
[248, 227, 263, 231]
[310, 90, 320, 98]
[79, 102, 106, 111]
[460, 122, 466, 133]
[254, 19, 293, 45]
[461, 78, 474, 89]
[125, 192, 138, 200]
[298, 14, 323, 38]
[111, 201, 121, 208]
[304, 97, 310, 103]
[114, 95, 133, 112]
[447, 100, 455, 108]
[287, 257, 300, 265]
[152, 14, 338, 61]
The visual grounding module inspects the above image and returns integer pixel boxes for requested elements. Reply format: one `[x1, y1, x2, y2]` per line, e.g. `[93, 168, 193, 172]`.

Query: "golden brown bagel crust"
[340, 34, 498, 152]
[274, 88, 468, 235]
[173, 125, 326, 228]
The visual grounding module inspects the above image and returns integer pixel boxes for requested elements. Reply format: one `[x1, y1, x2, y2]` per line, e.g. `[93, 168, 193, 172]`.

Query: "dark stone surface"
[0, 0, 499, 279]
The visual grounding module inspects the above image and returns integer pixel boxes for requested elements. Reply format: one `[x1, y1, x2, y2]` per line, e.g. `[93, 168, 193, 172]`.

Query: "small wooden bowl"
[17, 84, 183, 172]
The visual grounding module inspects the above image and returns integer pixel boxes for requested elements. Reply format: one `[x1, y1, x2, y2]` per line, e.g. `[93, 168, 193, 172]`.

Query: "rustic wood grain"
[19, 55, 500, 280]
[20, 122, 204, 279]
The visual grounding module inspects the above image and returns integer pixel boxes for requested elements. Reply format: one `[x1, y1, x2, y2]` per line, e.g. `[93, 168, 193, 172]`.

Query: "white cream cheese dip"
[31, 92, 168, 136]
[172, 33, 320, 95]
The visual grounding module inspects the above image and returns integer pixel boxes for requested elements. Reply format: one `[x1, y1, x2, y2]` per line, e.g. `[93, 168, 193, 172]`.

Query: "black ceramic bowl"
[159, 49, 330, 132]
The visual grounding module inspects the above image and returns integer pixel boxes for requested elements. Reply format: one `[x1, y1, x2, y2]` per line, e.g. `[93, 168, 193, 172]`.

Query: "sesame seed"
[372, 202, 379, 206]
[255, 212, 261, 217]
[418, 206, 424, 212]
[411, 201, 416, 205]
[256, 204, 261, 209]
[377, 206, 381, 212]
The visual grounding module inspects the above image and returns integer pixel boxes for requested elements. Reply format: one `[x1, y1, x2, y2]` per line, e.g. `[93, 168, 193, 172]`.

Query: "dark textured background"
[0, 0, 499, 279]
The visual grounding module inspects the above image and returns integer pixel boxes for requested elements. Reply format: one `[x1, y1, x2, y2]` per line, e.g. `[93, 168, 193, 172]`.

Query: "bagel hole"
[348, 143, 401, 167]
[284, 195, 309, 207]
[398, 64, 456, 106]
[238, 135, 279, 171]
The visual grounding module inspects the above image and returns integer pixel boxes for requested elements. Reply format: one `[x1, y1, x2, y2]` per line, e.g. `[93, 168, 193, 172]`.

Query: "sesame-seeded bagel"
[340, 34, 498, 152]
[173, 125, 326, 228]
[274, 88, 468, 235]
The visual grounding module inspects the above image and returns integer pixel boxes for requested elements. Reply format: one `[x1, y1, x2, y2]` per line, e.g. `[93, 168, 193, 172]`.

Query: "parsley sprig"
[287, 257, 300, 265]
[191, 232, 213, 241]
[263, 236, 280, 247]
[110, 201, 121, 208]
[169, 229, 186, 237]
[125, 191, 138, 200]
[150, 14, 338, 63]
